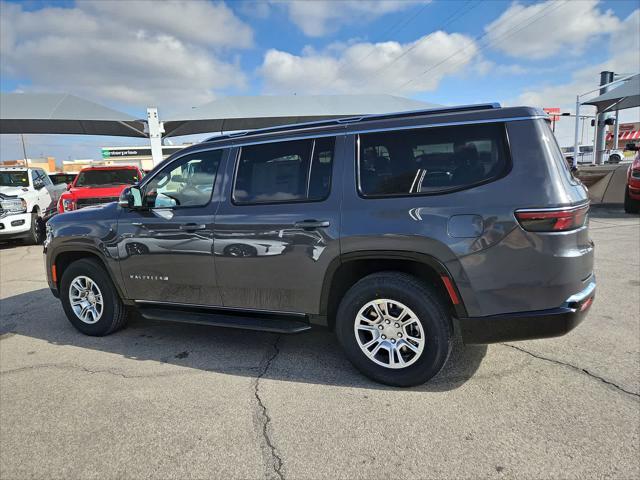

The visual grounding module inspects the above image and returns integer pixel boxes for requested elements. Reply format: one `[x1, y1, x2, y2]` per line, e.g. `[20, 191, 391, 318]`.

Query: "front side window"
[233, 137, 335, 205]
[358, 123, 509, 197]
[76, 169, 140, 187]
[143, 150, 223, 208]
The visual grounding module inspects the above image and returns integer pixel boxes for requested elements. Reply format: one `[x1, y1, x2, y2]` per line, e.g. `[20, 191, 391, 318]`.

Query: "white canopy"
[582, 74, 640, 112]
[0, 93, 147, 137]
[163, 94, 436, 137]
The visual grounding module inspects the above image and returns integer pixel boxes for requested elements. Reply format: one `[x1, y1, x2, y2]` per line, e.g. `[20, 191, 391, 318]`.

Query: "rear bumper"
[459, 278, 595, 345]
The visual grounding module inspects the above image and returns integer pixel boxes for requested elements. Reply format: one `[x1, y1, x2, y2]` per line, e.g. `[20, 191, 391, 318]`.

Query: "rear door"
[116, 148, 226, 306]
[214, 135, 344, 314]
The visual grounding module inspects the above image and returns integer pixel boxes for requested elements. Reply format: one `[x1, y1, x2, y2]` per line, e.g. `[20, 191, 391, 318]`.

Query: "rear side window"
[358, 123, 509, 197]
[233, 137, 335, 205]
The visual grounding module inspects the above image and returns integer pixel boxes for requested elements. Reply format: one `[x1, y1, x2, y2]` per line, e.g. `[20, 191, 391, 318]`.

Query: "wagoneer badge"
[129, 274, 169, 281]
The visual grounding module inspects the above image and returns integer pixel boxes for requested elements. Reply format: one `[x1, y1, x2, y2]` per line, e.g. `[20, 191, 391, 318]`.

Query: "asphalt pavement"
[1, 206, 638, 479]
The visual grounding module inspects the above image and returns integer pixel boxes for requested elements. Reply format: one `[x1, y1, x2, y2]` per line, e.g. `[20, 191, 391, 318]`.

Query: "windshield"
[75, 169, 140, 187]
[0, 172, 29, 187]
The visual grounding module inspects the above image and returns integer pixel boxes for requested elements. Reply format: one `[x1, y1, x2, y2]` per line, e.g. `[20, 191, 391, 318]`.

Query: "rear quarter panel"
[340, 119, 592, 317]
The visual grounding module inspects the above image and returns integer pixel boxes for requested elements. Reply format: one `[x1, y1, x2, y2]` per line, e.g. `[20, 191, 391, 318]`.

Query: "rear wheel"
[23, 211, 44, 245]
[609, 154, 621, 163]
[624, 186, 640, 214]
[60, 258, 129, 336]
[335, 272, 452, 387]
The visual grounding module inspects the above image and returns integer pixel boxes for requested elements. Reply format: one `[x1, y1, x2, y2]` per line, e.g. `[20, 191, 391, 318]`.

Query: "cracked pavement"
[1, 206, 639, 479]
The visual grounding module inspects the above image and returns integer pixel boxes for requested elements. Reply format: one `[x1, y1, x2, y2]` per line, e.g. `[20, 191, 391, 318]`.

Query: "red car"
[625, 151, 640, 214]
[58, 165, 143, 213]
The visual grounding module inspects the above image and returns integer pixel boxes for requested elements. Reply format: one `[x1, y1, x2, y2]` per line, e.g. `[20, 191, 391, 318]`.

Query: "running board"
[138, 307, 312, 334]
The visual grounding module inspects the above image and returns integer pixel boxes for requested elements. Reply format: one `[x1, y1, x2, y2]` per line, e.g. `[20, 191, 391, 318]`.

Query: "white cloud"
[281, 0, 426, 37]
[259, 31, 477, 94]
[511, 9, 640, 146]
[0, 1, 253, 112]
[485, 0, 620, 60]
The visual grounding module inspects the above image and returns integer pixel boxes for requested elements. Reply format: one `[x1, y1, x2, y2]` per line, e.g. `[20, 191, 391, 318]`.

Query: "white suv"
[0, 167, 65, 244]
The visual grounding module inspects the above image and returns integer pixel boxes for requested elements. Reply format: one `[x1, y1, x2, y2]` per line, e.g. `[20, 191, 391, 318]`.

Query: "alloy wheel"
[354, 299, 425, 369]
[69, 275, 104, 324]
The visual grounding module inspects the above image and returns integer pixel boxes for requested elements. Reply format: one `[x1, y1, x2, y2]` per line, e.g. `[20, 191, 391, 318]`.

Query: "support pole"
[146, 107, 165, 167]
[573, 96, 580, 169]
[594, 71, 614, 165]
[613, 110, 620, 150]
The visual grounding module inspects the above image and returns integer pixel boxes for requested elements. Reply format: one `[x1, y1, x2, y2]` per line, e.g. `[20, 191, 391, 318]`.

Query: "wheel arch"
[319, 251, 467, 330]
[53, 248, 128, 302]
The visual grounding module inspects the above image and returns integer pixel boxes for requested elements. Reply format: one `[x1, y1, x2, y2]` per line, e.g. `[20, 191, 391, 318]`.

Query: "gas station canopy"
[582, 74, 640, 112]
[0, 93, 147, 137]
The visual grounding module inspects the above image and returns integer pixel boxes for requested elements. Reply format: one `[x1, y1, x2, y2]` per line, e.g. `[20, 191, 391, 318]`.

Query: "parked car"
[624, 149, 640, 213]
[57, 165, 143, 213]
[44, 104, 595, 386]
[49, 172, 77, 187]
[605, 148, 624, 163]
[561, 145, 593, 164]
[0, 166, 65, 244]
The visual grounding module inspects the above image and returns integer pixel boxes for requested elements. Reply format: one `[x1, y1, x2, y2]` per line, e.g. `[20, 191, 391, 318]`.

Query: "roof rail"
[202, 103, 502, 143]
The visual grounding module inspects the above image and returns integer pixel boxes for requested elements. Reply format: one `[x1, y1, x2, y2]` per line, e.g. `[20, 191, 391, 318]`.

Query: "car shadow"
[1, 288, 487, 392]
[589, 205, 637, 219]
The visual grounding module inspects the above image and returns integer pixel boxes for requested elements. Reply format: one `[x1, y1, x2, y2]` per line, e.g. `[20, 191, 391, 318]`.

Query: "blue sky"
[1, 0, 639, 161]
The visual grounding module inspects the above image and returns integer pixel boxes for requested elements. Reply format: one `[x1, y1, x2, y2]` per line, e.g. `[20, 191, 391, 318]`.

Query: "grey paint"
[45, 105, 592, 326]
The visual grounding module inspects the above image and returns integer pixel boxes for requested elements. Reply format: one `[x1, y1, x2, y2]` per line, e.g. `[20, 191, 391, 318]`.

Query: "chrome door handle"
[294, 220, 330, 230]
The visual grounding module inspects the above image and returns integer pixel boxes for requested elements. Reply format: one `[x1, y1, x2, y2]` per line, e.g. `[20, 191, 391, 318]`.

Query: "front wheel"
[335, 272, 452, 387]
[624, 186, 640, 213]
[60, 258, 130, 336]
[23, 212, 44, 245]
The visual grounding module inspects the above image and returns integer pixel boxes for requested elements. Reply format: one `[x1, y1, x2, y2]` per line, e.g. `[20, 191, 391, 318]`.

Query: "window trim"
[230, 137, 335, 207]
[140, 149, 224, 210]
[356, 122, 513, 199]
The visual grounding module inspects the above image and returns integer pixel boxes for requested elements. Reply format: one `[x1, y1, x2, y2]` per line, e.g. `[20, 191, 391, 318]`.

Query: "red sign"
[543, 107, 561, 122]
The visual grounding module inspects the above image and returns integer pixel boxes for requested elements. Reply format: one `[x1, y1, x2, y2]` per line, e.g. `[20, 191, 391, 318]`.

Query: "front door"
[116, 148, 226, 306]
[214, 135, 344, 314]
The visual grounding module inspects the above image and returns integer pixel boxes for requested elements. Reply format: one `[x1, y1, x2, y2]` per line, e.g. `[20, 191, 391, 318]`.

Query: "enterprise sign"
[101, 145, 185, 159]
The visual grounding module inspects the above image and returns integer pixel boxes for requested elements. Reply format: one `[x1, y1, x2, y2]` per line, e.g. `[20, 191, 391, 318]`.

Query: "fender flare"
[49, 243, 129, 303]
[319, 250, 468, 319]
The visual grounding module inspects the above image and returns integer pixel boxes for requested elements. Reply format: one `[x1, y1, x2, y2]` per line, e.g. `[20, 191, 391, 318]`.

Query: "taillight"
[515, 204, 589, 232]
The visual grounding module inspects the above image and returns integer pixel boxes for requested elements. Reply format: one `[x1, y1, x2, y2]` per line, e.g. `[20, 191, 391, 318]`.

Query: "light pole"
[20, 134, 29, 167]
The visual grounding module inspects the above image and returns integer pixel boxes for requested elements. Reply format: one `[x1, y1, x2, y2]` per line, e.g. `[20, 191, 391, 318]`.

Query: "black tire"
[23, 211, 44, 245]
[609, 154, 621, 164]
[335, 272, 453, 387]
[59, 258, 129, 336]
[624, 186, 640, 214]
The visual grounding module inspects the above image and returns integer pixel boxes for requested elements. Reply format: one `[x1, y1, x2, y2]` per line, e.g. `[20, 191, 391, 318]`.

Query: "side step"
[138, 307, 312, 334]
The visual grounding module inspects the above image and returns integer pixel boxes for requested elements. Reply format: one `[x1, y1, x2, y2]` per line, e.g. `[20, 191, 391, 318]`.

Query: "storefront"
[606, 122, 640, 149]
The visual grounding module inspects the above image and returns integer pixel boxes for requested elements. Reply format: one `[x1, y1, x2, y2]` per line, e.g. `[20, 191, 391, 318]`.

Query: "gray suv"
[44, 104, 595, 386]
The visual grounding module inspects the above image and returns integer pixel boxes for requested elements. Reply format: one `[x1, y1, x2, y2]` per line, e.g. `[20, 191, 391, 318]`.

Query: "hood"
[65, 184, 129, 199]
[0, 186, 29, 198]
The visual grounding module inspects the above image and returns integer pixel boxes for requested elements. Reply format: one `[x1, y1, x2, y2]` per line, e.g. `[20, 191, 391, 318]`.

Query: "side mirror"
[66, 183, 72, 190]
[34, 179, 45, 190]
[118, 186, 143, 209]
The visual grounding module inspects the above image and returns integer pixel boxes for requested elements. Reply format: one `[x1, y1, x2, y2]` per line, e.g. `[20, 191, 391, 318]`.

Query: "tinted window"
[358, 123, 509, 196]
[143, 150, 223, 208]
[233, 137, 335, 204]
[0, 171, 29, 187]
[76, 169, 140, 187]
